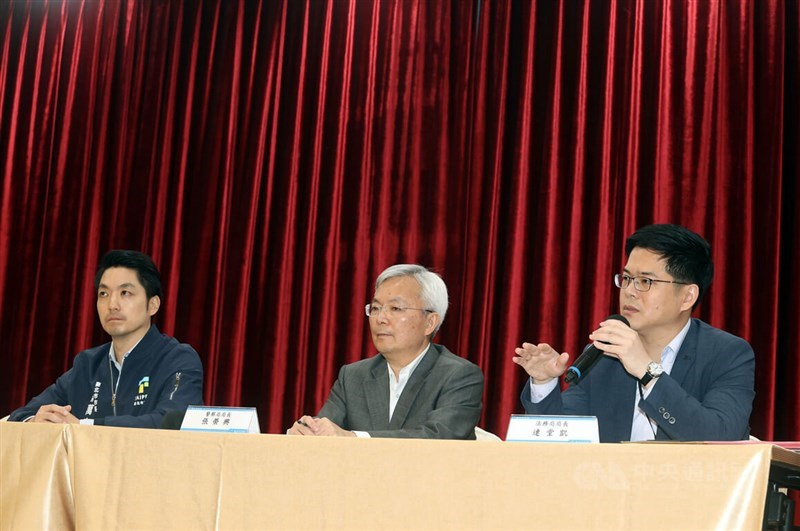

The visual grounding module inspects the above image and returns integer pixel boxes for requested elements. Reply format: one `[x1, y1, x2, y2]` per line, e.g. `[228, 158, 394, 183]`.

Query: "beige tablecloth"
[1, 422, 777, 530]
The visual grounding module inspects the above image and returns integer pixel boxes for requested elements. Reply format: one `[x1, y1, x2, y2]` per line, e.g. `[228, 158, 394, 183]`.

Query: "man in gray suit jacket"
[288, 264, 484, 439]
[512, 224, 755, 442]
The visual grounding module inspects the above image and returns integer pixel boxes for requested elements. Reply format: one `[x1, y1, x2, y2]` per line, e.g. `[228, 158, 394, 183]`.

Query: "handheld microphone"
[564, 314, 630, 385]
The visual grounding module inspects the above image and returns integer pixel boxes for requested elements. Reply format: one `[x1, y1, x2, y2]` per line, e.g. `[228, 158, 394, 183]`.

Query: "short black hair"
[94, 250, 162, 300]
[625, 224, 713, 306]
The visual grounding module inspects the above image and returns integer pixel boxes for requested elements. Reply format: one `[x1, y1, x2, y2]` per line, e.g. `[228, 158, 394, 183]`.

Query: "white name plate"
[506, 414, 599, 443]
[181, 405, 260, 434]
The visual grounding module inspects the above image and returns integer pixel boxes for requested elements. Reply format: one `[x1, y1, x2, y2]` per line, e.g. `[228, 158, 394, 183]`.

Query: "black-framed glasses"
[364, 304, 433, 318]
[614, 273, 688, 292]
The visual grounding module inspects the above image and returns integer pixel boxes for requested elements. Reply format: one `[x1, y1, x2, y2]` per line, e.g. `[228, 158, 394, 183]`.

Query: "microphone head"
[564, 313, 631, 386]
[606, 313, 630, 327]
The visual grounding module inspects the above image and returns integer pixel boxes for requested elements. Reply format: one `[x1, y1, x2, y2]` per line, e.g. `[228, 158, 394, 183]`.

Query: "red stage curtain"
[1, 0, 797, 440]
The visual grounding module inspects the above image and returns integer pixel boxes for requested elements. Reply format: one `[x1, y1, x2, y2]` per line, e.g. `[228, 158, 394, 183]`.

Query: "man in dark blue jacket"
[512, 224, 755, 442]
[9, 250, 203, 428]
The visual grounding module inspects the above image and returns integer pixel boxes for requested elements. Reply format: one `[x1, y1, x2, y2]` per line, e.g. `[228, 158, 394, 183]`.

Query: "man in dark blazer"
[288, 264, 484, 439]
[8, 250, 203, 428]
[513, 224, 755, 442]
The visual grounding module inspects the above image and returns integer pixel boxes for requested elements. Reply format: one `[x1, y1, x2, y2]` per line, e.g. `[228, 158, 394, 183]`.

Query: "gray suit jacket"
[317, 343, 484, 439]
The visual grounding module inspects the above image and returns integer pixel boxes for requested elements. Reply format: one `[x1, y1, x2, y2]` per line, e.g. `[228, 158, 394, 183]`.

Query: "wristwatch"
[639, 361, 664, 386]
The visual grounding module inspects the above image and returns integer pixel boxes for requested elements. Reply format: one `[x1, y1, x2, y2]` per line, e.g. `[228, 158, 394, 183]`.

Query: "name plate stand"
[181, 405, 260, 434]
[506, 414, 599, 443]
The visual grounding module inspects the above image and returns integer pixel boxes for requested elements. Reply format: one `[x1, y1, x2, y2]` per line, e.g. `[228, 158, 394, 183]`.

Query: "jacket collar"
[363, 343, 441, 429]
[666, 318, 698, 384]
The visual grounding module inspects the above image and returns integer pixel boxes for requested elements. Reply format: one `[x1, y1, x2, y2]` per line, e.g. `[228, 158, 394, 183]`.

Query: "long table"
[1, 422, 794, 530]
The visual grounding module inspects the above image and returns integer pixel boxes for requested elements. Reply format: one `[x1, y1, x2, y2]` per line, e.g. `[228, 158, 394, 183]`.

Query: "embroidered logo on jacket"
[134, 376, 150, 406]
[85, 381, 101, 416]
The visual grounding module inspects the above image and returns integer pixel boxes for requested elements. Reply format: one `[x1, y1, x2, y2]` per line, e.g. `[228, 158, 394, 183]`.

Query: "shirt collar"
[661, 319, 692, 373]
[389, 343, 431, 383]
[108, 335, 146, 372]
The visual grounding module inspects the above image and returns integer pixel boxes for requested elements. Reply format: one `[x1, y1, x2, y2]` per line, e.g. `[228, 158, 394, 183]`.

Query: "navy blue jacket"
[9, 325, 203, 428]
[520, 319, 755, 442]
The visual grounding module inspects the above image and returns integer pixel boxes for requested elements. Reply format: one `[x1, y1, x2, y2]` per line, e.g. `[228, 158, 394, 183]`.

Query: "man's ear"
[680, 285, 698, 312]
[425, 312, 440, 337]
[148, 295, 161, 317]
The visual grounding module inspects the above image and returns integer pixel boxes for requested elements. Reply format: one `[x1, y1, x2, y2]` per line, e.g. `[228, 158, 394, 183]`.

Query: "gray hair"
[375, 264, 449, 334]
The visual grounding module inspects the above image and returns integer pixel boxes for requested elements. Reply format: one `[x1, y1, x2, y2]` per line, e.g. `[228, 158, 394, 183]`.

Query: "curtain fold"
[1, 0, 796, 439]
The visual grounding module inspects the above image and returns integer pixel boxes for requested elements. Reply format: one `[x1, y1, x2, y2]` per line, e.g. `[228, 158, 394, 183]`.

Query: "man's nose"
[108, 293, 121, 310]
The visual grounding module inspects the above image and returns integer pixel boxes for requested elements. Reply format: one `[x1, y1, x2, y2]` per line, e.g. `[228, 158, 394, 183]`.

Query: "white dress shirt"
[353, 343, 431, 438]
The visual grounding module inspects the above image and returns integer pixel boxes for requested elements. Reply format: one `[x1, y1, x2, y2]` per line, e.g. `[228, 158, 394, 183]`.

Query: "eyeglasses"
[364, 304, 433, 318]
[614, 273, 688, 292]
